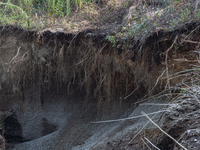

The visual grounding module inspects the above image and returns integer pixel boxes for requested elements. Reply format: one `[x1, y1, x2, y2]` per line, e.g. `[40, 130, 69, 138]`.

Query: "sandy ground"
[6, 87, 166, 150]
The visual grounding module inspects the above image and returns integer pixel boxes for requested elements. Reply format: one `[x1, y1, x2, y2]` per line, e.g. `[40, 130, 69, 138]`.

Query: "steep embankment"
[0, 23, 200, 149]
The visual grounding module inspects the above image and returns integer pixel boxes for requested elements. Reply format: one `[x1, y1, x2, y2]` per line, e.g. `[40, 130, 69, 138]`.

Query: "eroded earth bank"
[0, 23, 200, 150]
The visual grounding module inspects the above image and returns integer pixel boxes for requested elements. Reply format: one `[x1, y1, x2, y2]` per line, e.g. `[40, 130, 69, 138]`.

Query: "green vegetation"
[106, 35, 116, 47]
[0, 0, 200, 41]
[180, 7, 191, 23]
[169, 18, 179, 30]
[0, 1, 28, 26]
[106, 0, 200, 48]
[0, 0, 94, 28]
[195, 9, 200, 20]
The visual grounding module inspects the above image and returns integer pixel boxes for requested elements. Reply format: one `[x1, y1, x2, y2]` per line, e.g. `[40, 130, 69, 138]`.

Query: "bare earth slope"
[1, 1, 200, 148]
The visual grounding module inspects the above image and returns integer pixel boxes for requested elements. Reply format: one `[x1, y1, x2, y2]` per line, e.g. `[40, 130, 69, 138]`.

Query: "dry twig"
[125, 109, 162, 148]
[144, 137, 160, 150]
[141, 111, 187, 150]
[141, 137, 152, 150]
[91, 109, 167, 123]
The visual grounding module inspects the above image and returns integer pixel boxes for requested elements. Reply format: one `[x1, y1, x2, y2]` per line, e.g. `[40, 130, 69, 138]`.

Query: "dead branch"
[141, 111, 187, 150]
[157, 93, 182, 123]
[183, 40, 200, 44]
[91, 109, 167, 123]
[181, 25, 200, 44]
[144, 137, 160, 150]
[125, 110, 161, 149]
[141, 137, 151, 150]
[174, 59, 199, 62]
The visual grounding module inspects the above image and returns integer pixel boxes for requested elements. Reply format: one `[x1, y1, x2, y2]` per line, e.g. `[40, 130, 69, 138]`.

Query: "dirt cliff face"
[1, 23, 199, 109]
[0, 22, 200, 149]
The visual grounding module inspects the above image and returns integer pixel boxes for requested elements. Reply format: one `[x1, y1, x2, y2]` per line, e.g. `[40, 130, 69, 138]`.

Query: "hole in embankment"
[2, 85, 135, 150]
[4, 114, 23, 144]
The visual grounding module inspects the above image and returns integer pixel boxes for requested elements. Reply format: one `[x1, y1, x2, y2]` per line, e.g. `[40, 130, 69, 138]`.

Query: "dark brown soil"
[0, 20, 200, 149]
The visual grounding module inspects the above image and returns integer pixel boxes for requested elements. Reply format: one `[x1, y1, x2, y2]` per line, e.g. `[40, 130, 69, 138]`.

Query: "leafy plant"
[0, 2, 28, 26]
[169, 18, 179, 30]
[180, 8, 191, 22]
[19, 0, 33, 15]
[0, 2, 28, 19]
[106, 35, 117, 47]
[66, 0, 71, 16]
[195, 9, 200, 20]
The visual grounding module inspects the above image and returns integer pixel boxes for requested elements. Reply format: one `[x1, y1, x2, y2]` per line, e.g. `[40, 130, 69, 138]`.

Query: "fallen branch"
[181, 25, 200, 44]
[141, 138, 151, 150]
[125, 109, 162, 149]
[157, 92, 182, 123]
[174, 59, 198, 62]
[144, 137, 160, 150]
[140, 103, 174, 106]
[183, 40, 200, 44]
[91, 109, 167, 123]
[141, 111, 187, 150]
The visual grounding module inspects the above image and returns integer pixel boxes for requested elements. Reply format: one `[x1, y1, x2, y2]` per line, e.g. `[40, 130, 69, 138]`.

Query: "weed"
[66, 0, 71, 16]
[195, 9, 200, 20]
[116, 32, 123, 38]
[180, 8, 191, 22]
[0, 2, 28, 19]
[19, 0, 33, 15]
[122, 26, 127, 32]
[169, 18, 179, 30]
[0, 2, 29, 27]
[106, 35, 116, 47]
[0, 0, 95, 28]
